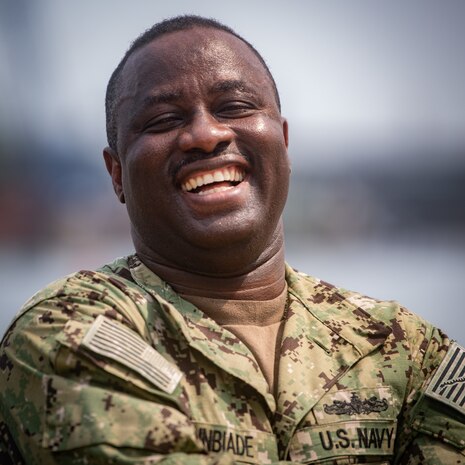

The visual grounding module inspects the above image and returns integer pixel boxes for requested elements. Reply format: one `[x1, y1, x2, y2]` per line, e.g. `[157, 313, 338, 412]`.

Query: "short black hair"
[105, 15, 281, 151]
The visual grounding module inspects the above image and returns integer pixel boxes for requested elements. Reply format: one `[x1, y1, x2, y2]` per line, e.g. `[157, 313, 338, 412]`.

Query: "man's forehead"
[131, 26, 254, 61]
[120, 27, 270, 92]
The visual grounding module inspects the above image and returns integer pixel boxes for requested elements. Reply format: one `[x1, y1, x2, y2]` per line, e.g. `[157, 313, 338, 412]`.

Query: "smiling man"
[1, 15, 464, 465]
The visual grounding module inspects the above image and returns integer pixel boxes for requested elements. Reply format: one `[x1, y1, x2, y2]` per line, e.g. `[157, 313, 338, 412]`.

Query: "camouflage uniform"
[1, 254, 464, 464]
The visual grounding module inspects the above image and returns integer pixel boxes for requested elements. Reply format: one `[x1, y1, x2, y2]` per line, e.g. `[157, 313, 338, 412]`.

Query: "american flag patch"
[82, 315, 182, 394]
[425, 342, 465, 414]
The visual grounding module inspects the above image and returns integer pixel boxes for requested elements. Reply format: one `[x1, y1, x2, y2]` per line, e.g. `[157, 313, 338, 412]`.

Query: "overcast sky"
[1, 0, 465, 168]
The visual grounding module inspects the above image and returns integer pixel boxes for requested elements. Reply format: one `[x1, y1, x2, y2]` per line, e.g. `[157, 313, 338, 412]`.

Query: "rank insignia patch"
[425, 341, 465, 415]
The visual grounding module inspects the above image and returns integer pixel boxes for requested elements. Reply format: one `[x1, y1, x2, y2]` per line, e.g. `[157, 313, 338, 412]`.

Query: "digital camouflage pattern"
[0, 254, 464, 464]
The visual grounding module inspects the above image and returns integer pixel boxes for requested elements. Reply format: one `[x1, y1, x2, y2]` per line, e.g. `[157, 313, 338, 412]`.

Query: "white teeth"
[182, 167, 245, 192]
[213, 171, 224, 182]
[197, 185, 234, 196]
[204, 173, 214, 184]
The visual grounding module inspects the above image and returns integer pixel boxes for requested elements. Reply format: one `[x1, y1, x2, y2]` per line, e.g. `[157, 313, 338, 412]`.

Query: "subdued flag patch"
[82, 315, 182, 394]
[425, 341, 465, 415]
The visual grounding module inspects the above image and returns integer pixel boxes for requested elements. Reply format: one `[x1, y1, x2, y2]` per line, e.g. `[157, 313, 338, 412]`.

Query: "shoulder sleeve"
[396, 324, 465, 464]
[1, 276, 284, 465]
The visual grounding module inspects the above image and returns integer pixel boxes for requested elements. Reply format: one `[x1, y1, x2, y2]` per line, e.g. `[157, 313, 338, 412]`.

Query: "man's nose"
[177, 111, 234, 153]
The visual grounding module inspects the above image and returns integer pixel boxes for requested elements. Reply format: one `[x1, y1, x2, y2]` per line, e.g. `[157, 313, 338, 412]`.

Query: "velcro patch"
[82, 315, 182, 394]
[289, 420, 397, 463]
[193, 422, 279, 464]
[425, 341, 465, 415]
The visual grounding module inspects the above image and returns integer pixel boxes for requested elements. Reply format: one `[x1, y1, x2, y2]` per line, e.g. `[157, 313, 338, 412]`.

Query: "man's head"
[105, 15, 281, 152]
[103, 16, 290, 274]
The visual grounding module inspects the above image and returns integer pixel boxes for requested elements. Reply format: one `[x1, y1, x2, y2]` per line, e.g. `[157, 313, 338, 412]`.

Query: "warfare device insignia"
[324, 393, 389, 416]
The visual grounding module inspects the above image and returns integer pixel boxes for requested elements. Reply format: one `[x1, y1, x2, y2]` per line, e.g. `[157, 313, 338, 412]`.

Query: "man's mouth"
[181, 166, 245, 196]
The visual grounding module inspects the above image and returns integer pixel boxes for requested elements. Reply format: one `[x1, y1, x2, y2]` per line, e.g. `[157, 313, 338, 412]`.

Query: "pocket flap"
[42, 375, 201, 453]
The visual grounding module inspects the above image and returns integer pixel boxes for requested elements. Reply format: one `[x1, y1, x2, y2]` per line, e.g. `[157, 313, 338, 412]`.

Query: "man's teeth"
[197, 185, 234, 196]
[182, 167, 244, 192]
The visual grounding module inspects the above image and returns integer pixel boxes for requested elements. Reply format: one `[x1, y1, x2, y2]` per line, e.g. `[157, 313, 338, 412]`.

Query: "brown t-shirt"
[180, 285, 288, 395]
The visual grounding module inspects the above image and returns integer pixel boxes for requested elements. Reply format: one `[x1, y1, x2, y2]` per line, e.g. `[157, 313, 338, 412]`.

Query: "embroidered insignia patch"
[324, 393, 388, 415]
[425, 341, 465, 415]
[82, 315, 182, 394]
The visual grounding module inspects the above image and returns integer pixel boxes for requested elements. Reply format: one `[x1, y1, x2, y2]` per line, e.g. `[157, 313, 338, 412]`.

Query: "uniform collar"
[285, 264, 392, 357]
[127, 254, 276, 412]
[126, 255, 392, 434]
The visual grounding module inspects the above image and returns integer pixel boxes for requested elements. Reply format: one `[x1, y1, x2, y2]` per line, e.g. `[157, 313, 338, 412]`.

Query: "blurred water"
[1, 236, 463, 344]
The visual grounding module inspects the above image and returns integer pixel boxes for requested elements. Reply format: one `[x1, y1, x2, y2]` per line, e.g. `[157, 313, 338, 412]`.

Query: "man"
[0, 15, 464, 465]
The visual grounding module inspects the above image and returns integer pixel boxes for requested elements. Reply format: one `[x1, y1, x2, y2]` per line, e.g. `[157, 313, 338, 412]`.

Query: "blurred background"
[0, 0, 464, 342]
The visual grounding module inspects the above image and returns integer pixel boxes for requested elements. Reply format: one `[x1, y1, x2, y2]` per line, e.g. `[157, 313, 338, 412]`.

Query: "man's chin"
[186, 218, 260, 250]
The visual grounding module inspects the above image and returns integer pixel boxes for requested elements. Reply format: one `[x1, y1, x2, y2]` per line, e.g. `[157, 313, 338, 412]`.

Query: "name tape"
[193, 423, 279, 464]
[289, 421, 396, 463]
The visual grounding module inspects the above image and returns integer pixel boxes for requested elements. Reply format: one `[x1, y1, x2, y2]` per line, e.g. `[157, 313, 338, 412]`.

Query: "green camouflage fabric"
[0, 254, 464, 464]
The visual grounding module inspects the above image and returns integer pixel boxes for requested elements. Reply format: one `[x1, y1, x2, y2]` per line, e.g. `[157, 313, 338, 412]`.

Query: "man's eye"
[143, 114, 182, 132]
[217, 102, 255, 118]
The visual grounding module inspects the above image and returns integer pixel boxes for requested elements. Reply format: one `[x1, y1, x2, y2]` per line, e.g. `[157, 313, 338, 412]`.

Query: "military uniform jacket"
[1, 254, 464, 464]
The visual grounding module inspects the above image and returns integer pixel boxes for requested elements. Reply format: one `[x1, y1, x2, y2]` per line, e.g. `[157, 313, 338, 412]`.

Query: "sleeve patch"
[82, 315, 182, 394]
[425, 341, 465, 415]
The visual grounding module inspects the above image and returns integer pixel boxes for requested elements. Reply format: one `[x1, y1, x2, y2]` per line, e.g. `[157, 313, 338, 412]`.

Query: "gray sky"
[1, 0, 465, 168]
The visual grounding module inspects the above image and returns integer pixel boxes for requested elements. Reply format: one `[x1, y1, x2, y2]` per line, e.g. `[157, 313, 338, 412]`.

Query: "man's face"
[105, 27, 290, 270]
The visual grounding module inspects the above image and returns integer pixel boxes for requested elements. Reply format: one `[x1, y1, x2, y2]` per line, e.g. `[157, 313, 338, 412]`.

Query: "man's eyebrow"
[139, 91, 182, 110]
[210, 80, 255, 94]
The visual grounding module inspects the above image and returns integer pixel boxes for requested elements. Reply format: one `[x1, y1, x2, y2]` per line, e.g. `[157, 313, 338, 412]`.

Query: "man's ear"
[281, 117, 289, 148]
[281, 117, 292, 174]
[103, 147, 125, 203]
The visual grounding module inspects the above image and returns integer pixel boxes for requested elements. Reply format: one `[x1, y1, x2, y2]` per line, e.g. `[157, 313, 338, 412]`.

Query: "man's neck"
[135, 233, 287, 301]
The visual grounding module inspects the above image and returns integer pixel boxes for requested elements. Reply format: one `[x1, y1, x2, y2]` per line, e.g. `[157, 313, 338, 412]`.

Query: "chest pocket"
[289, 387, 398, 464]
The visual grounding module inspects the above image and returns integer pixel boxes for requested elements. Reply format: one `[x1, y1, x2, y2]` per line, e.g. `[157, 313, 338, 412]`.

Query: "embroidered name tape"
[82, 315, 182, 394]
[289, 420, 397, 463]
[426, 341, 465, 415]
